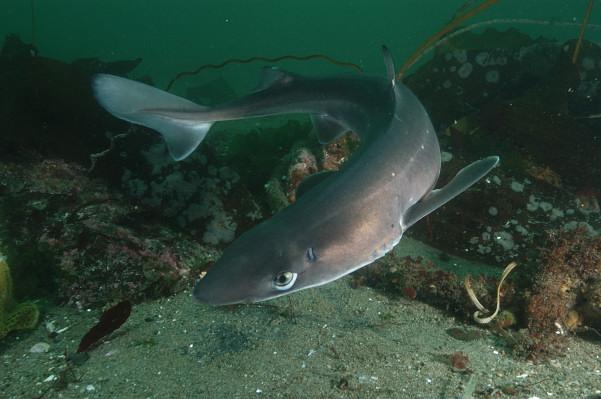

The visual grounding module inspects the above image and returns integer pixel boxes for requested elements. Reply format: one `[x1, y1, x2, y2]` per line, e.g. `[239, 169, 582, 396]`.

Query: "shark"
[92, 47, 498, 305]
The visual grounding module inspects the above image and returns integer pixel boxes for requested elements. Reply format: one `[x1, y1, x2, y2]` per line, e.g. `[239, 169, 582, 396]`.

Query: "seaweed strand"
[408, 18, 601, 67]
[396, 0, 500, 80]
[166, 54, 363, 91]
[572, 0, 594, 65]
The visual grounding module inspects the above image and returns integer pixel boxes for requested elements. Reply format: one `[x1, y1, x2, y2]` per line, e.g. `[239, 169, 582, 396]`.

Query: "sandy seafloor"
[1, 238, 600, 399]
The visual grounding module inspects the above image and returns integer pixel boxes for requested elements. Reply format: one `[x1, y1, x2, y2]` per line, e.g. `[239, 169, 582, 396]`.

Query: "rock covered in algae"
[402, 29, 601, 267]
[526, 229, 601, 359]
[0, 159, 220, 308]
[0, 258, 39, 339]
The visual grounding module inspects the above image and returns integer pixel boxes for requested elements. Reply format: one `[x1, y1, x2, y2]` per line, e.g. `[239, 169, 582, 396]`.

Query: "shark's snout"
[192, 279, 211, 303]
[193, 278, 228, 305]
[192, 274, 256, 306]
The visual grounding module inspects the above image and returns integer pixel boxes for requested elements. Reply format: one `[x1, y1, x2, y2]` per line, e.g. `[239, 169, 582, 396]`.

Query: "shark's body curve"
[92, 47, 498, 305]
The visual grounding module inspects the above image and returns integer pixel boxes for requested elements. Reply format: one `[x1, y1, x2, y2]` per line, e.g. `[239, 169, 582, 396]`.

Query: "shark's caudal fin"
[92, 74, 213, 161]
[403, 156, 499, 228]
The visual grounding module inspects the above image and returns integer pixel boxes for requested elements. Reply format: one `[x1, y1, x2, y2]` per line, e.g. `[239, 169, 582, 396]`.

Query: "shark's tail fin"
[92, 74, 213, 161]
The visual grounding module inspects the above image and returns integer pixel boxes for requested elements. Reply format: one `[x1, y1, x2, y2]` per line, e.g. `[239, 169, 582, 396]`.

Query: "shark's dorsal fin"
[296, 171, 336, 199]
[381, 45, 396, 86]
[403, 156, 499, 229]
[255, 66, 295, 91]
[311, 114, 349, 144]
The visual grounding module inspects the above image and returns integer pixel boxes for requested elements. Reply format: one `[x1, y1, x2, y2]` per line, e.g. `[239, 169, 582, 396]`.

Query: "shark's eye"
[273, 271, 298, 290]
[306, 247, 317, 262]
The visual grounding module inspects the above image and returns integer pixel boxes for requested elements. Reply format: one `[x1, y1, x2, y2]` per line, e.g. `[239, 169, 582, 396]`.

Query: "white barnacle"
[475, 52, 489, 66]
[485, 69, 500, 84]
[582, 57, 595, 71]
[457, 62, 473, 79]
[453, 49, 467, 63]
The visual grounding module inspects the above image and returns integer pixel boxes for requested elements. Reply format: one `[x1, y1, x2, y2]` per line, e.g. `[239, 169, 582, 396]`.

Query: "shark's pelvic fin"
[381, 45, 396, 86]
[310, 114, 349, 144]
[92, 74, 212, 161]
[403, 156, 499, 228]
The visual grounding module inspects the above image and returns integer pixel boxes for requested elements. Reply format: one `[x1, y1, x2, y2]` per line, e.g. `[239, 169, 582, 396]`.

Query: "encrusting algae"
[0, 258, 39, 339]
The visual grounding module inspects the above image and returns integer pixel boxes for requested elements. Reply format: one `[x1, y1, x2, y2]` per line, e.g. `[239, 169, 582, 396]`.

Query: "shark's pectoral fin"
[92, 74, 212, 161]
[311, 114, 350, 144]
[296, 171, 336, 199]
[403, 156, 499, 228]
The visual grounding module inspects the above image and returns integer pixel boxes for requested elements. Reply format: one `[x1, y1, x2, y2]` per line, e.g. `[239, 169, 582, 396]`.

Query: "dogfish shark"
[92, 46, 499, 305]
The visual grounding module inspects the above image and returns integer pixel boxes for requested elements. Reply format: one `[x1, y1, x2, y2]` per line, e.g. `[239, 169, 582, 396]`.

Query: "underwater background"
[1, 1, 601, 398]
[1, 0, 598, 86]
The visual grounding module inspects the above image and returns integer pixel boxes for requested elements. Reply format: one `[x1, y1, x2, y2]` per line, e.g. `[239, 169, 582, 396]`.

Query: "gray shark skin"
[92, 47, 499, 305]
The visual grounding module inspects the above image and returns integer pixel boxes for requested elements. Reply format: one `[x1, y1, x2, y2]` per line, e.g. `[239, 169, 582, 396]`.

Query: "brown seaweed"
[165, 54, 363, 91]
[77, 300, 132, 352]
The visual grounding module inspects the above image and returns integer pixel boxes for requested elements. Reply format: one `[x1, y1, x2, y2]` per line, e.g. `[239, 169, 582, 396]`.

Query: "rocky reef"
[0, 34, 141, 173]
[526, 229, 601, 358]
[354, 28, 601, 359]
[352, 228, 601, 360]
[0, 159, 219, 308]
[403, 30, 600, 267]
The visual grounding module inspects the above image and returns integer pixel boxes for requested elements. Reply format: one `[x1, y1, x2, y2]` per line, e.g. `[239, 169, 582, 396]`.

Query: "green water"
[1, 0, 598, 89]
